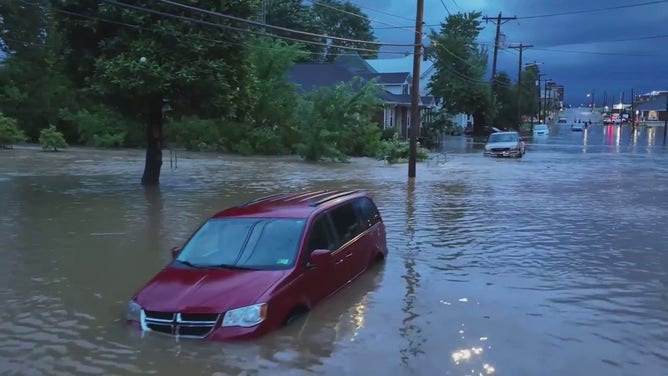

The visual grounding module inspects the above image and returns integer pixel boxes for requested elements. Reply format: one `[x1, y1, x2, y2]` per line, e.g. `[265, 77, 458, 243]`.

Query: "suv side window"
[329, 203, 363, 248]
[306, 216, 336, 253]
[353, 197, 381, 229]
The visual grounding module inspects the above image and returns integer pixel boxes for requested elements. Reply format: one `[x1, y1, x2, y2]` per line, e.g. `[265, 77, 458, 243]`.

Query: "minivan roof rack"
[309, 190, 361, 207]
[237, 193, 288, 207]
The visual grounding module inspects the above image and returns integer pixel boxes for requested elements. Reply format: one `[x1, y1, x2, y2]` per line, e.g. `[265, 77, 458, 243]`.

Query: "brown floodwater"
[1, 112, 668, 375]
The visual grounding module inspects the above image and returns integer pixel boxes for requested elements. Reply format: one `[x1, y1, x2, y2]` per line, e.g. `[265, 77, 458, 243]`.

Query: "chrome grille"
[491, 147, 510, 152]
[142, 310, 220, 338]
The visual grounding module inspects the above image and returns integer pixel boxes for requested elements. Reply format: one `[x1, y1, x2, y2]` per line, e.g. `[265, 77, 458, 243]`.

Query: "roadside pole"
[663, 92, 667, 146]
[408, 0, 424, 178]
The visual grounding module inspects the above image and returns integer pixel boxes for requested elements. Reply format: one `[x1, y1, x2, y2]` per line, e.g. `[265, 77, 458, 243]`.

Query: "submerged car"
[571, 123, 585, 131]
[533, 123, 549, 136]
[126, 190, 387, 340]
[483, 131, 525, 158]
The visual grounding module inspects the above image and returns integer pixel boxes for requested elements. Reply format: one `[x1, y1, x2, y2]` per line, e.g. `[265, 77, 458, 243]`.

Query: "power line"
[304, 0, 416, 33]
[517, 0, 668, 19]
[346, 0, 416, 22]
[155, 0, 415, 47]
[450, 0, 462, 11]
[51, 7, 388, 58]
[439, 0, 451, 16]
[531, 47, 668, 58]
[101, 0, 397, 55]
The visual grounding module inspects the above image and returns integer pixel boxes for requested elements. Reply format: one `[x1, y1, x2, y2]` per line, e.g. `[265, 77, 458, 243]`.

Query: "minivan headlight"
[126, 300, 142, 322]
[222, 303, 267, 328]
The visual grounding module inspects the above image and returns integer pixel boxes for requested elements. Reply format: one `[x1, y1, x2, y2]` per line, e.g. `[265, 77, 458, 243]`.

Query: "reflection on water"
[1, 127, 668, 375]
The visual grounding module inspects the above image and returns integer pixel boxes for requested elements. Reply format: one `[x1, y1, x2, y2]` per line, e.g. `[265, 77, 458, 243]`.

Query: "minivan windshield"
[176, 218, 306, 270]
[488, 133, 518, 143]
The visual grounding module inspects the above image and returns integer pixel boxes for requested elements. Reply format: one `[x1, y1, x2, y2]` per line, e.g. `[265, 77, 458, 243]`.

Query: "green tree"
[0, 113, 27, 148]
[294, 78, 381, 161]
[312, 0, 378, 61]
[0, 1, 79, 140]
[52, 0, 261, 185]
[519, 65, 540, 122]
[246, 37, 307, 145]
[494, 72, 517, 129]
[39, 124, 68, 151]
[428, 12, 492, 135]
[265, 0, 324, 58]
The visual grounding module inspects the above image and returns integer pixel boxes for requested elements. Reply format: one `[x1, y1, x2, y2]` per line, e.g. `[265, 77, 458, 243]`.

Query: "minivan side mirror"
[171, 246, 182, 259]
[307, 249, 330, 268]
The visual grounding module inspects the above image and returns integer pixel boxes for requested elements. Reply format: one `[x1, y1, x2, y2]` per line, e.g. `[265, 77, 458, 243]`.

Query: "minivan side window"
[353, 197, 381, 229]
[306, 216, 336, 253]
[328, 203, 363, 248]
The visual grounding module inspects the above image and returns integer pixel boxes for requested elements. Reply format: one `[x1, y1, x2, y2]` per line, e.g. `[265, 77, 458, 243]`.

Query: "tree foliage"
[494, 72, 517, 129]
[428, 12, 493, 134]
[265, 0, 323, 58]
[39, 124, 68, 151]
[0, 113, 27, 148]
[295, 78, 382, 161]
[313, 0, 378, 61]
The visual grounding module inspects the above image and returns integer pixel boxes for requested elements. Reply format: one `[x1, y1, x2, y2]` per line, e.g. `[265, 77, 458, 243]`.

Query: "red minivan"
[126, 190, 387, 340]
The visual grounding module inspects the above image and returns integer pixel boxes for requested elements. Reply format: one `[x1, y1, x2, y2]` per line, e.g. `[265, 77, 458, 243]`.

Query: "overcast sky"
[357, 0, 668, 104]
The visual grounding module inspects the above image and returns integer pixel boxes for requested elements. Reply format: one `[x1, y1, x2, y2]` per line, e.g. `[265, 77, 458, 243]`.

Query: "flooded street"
[2, 116, 668, 375]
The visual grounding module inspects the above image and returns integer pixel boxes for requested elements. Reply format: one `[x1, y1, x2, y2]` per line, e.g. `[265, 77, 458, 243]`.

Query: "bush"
[166, 117, 225, 151]
[58, 106, 138, 148]
[39, 125, 68, 151]
[377, 134, 429, 164]
[0, 113, 27, 149]
[247, 127, 286, 155]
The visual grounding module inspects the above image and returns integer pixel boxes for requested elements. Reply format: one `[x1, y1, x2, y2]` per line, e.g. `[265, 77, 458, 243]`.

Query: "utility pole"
[408, 0, 424, 178]
[537, 74, 547, 123]
[630, 89, 636, 127]
[484, 12, 517, 91]
[663, 91, 667, 146]
[590, 89, 595, 112]
[508, 43, 533, 130]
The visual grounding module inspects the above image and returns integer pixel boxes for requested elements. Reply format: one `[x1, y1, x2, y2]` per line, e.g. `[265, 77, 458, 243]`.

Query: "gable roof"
[372, 72, 410, 85]
[288, 63, 357, 93]
[366, 54, 433, 77]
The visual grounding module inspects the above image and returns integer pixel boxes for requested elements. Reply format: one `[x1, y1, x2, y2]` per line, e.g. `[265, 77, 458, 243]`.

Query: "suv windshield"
[176, 218, 306, 270]
[488, 133, 518, 143]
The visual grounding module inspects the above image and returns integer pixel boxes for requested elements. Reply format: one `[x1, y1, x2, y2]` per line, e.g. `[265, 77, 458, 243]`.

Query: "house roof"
[366, 54, 433, 77]
[636, 96, 668, 111]
[371, 72, 410, 85]
[288, 63, 357, 93]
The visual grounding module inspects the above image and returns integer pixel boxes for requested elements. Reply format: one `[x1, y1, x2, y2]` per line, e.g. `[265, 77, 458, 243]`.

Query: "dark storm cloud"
[358, 0, 668, 103]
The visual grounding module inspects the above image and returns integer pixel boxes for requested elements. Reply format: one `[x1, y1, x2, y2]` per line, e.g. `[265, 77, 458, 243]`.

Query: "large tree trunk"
[472, 108, 488, 136]
[141, 95, 163, 186]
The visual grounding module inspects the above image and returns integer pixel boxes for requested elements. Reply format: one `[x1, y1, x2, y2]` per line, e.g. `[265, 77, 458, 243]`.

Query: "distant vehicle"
[557, 117, 568, 124]
[533, 123, 549, 136]
[484, 131, 525, 158]
[571, 123, 585, 131]
[125, 190, 388, 340]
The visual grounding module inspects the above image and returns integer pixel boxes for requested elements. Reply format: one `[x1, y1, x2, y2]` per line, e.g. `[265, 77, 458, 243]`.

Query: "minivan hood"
[134, 266, 287, 313]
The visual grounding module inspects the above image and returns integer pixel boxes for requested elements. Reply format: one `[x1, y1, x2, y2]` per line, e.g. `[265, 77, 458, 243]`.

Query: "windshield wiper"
[211, 264, 259, 271]
[175, 260, 201, 268]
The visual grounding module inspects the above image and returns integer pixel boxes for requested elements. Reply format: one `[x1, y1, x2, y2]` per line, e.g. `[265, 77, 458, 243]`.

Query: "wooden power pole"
[508, 43, 533, 129]
[484, 12, 517, 91]
[408, 0, 424, 178]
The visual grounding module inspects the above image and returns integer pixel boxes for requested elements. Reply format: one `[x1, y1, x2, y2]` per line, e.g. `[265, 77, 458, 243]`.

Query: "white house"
[366, 54, 471, 130]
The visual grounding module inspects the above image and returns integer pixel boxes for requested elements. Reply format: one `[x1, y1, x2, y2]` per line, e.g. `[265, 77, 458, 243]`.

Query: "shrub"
[39, 125, 68, 151]
[59, 106, 133, 147]
[0, 113, 27, 149]
[247, 127, 286, 155]
[166, 117, 225, 152]
[377, 134, 429, 164]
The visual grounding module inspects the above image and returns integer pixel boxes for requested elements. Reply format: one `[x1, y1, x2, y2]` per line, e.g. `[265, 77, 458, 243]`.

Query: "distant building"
[636, 96, 667, 123]
[366, 54, 471, 130]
